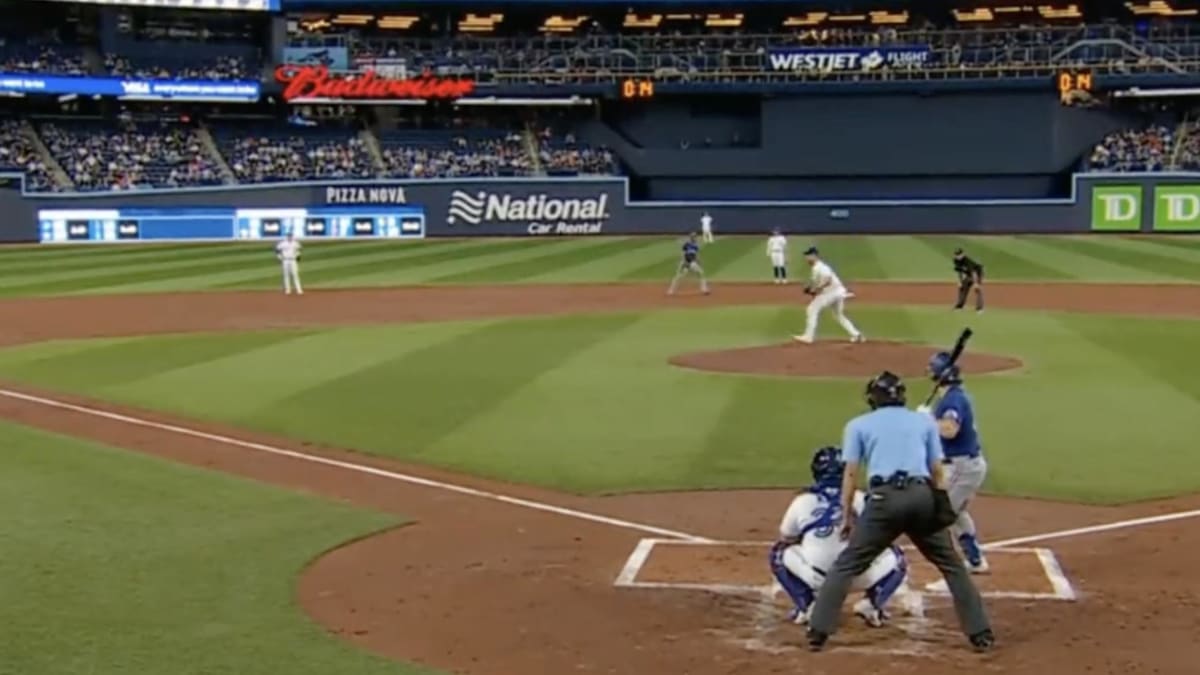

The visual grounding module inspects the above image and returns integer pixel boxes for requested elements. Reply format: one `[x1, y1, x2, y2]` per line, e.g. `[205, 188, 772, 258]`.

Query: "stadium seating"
[376, 128, 532, 178]
[39, 120, 224, 191]
[212, 124, 376, 183]
[1086, 125, 1176, 172]
[104, 54, 253, 81]
[0, 120, 59, 192]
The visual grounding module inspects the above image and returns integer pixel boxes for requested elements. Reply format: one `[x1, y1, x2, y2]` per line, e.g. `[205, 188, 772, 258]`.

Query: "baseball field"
[1, 233, 1198, 675]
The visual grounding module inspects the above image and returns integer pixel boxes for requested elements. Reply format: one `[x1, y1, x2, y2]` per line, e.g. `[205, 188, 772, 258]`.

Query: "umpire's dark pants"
[808, 481, 991, 638]
[955, 279, 984, 310]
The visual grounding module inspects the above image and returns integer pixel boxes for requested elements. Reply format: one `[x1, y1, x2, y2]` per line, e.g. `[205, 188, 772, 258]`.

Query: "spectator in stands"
[0, 120, 59, 191]
[0, 41, 87, 75]
[105, 54, 251, 81]
[225, 133, 375, 183]
[1087, 125, 1174, 172]
[39, 121, 222, 191]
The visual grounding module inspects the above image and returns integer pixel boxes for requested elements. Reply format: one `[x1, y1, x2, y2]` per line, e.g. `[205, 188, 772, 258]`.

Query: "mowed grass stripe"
[429, 237, 635, 283]
[310, 238, 557, 287]
[209, 239, 487, 288]
[1097, 236, 1200, 264]
[1000, 236, 1171, 283]
[0, 242, 251, 274]
[0, 331, 313, 392]
[865, 235, 952, 281]
[937, 236, 1073, 280]
[618, 235, 758, 281]
[105, 323, 482, 423]
[1037, 236, 1200, 281]
[270, 313, 642, 458]
[520, 236, 669, 283]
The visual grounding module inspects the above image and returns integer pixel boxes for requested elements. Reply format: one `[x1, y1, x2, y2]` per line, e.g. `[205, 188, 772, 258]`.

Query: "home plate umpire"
[805, 370, 995, 653]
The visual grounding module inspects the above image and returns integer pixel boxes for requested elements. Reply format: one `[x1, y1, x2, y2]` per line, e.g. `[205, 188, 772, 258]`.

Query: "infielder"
[767, 228, 788, 284]
[795, 246, 863, 344]
[770, 446, 911, 628]
[667, 233, 710, 295]
[700, 212, 714, 243]
[276, 231, 303, 295]
[918, 352, 989, 573]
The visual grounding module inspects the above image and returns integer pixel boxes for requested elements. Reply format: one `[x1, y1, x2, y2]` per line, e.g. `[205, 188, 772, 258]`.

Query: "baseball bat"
[921, 327, 973, 407]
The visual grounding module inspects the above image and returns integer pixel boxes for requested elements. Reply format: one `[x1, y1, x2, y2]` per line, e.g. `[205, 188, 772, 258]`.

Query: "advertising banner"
[767, 47, 932, 73]
[0, 73, 260, 101]
[283, 47, 350, 70]
[1152, 184, 1200, 231]
[274, 65, 475, 103]
[1090, 185, 1142, 231]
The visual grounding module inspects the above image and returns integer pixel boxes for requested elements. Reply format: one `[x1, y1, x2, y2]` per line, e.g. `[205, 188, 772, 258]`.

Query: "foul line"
[0, 388, 713, 543]
[982, 509, 1200, 550]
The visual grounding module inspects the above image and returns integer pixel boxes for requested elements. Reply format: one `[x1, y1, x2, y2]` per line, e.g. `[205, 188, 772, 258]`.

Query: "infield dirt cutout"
[1, 281, 1199, 675]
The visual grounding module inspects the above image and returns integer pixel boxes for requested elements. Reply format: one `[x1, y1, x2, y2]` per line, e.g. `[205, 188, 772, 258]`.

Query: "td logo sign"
[1091, 185, 1142, 231]
[1153, 185, 1200, 231]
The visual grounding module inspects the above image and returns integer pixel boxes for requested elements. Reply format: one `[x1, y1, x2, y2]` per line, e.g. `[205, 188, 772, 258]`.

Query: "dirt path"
[1, 281, 1198, 675]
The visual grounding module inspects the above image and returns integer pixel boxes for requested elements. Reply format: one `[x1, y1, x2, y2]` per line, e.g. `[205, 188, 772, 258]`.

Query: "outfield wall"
[1, 172, 1196, 243]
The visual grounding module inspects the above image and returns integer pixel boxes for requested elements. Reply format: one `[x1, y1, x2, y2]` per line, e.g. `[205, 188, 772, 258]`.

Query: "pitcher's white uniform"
[796, 257, 862, 343]
[276, 236, 303, 295]
[778, 490, 905, 598]
[767, 233, 788, 283]
[700, 213, 714, 243]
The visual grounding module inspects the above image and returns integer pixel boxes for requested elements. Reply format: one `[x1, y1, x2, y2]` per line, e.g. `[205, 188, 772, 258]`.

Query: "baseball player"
[953, 248, 984, 313]
[794, 246, 863, 344]
[700, 212, 714, 243]
[667, 233, 710, 295]
[276, 231, 303, 295]
[767, 228, 788, 284]
[770, 446, 912, 628]
[918, 352, 989, 573]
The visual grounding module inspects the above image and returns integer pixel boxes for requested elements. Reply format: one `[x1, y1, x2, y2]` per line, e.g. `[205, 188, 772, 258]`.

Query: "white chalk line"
[617, 538, 1073, 601]
[0, 388, 713, 543]
[4, 388, 1199, 555]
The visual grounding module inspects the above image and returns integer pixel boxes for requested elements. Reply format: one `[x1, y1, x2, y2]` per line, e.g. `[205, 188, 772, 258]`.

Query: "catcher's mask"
[865, 370, 907, 409]
[810, 446, 844, 487]
[928, 351, 962, 385]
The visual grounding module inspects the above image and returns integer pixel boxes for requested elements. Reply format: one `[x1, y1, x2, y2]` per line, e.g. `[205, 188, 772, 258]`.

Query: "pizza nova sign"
[275, 65, 475, 102]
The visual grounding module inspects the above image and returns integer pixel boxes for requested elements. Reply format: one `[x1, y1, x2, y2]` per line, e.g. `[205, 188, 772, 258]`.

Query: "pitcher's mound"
[669, 340, 1022, 378]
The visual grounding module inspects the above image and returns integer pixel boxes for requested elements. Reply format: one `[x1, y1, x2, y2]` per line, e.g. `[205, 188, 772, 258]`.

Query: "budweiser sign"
[275, 65, 476, 102]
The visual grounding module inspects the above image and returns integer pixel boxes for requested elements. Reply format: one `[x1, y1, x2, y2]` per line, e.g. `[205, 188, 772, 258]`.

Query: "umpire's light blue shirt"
[842, 406, 944, 480]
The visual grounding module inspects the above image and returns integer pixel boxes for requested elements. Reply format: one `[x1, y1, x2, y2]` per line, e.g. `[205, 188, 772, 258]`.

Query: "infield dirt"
[0, 281, 1197, 675]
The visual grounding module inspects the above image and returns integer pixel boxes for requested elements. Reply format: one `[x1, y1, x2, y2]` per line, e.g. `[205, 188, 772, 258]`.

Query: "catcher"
[953, 248, 984, 313]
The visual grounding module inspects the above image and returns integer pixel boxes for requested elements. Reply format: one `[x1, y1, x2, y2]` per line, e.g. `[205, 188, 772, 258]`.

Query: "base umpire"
[805, 371, 994, 653]
[953, 248, 984, 312]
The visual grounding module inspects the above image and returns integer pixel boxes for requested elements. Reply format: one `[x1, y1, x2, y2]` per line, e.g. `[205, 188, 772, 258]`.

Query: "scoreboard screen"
[38, 206, 427, 243]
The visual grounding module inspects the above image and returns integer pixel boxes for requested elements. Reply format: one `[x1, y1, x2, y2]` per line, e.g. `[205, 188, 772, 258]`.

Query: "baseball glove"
[803, 283, 816, 296]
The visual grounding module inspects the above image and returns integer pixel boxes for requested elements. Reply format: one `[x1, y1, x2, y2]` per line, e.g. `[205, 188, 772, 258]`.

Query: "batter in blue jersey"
[919, 351, 990, 574]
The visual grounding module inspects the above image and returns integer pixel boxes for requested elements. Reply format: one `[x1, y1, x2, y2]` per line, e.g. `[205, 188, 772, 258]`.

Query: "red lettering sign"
[274, 65, 476, 101]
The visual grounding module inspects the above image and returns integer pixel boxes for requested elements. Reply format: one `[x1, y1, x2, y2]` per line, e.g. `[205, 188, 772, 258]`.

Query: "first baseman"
[769, 446, 913, 628]
[918, 351, 990, 573]
[767, 228, 788, 284]
[276, 231, 303, 295]
[667, 233, 710, 295]
[795, 246, 863, 344]
[953, 248, 984, 313]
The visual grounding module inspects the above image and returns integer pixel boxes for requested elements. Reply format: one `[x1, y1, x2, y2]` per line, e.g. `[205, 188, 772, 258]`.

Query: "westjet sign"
[768, 47, 932, 73]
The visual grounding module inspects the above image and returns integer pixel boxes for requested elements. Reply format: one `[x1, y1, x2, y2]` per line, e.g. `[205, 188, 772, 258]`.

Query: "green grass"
[3, 234, 1200, 296]
[2, 304, 1198, 503]
[0, 421, 433, 675]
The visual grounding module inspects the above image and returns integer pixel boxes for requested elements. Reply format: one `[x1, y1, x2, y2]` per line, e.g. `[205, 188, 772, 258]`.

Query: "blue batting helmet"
[810, 446, 844, 487]
[928, 351, 962, 384]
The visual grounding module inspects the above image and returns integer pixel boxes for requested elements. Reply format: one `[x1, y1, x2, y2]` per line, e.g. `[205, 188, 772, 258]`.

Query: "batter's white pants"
[801, 289, 860, 340]
[282, 259, 303, 295]
[945, 455, 987, 540]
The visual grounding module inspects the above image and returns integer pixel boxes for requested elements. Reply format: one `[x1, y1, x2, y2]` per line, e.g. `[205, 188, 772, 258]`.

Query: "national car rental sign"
[274, 65, 475, 103]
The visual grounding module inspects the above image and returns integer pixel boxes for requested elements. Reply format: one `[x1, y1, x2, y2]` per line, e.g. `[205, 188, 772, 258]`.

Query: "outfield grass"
[1, 304, 1197, 503]
[0, 234, 1199, 296]
[0, 420, 432, 675]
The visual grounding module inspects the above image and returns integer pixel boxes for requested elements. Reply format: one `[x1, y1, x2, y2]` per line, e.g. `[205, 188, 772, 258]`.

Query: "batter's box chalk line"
[613, 538, 1077, 602]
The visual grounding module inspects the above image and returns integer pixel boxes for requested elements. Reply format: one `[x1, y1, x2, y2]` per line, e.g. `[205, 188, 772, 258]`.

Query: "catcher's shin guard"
[769, 542, 815, 612]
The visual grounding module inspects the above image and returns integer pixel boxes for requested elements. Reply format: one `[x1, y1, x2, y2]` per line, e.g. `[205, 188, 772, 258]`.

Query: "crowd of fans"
[1086, 125, 1176, 172]
[537, 129, 618, 176]
[378, 130, 533, 178]
[104, 54, 252, 81]
[1, 42, 87, 75]
[0, 120, 59, 191]
[219, 129, 375, 183]
[39, 121, 223, 191]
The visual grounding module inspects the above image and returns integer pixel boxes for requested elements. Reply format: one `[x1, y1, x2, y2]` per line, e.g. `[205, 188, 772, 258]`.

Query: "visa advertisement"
[0, 73, 260, 101]
[767, 46, 932, 73]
